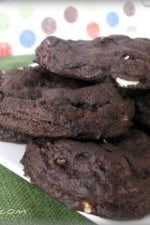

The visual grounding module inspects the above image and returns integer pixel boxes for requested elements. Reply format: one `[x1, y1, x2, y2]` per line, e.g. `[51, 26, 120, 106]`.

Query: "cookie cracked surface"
[35, 35, 150, 89]
[21, 130, 150, 220]
[0, 83, 134, 140]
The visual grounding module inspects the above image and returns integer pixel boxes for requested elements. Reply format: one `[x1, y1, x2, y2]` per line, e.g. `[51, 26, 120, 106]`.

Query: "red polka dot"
[0, 43, 12, 57]
[123, 1, 135, 16]
[86, 22, 100, 38]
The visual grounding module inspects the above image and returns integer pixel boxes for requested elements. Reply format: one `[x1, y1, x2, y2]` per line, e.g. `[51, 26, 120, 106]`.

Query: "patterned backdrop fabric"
[0, 0, 150, 57]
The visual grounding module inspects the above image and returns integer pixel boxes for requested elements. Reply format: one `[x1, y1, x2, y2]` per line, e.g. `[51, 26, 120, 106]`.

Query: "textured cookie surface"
[0, 66, 86, 143]
[0, 66, 85, 99]
[134, 93, 150, 127]
[0, 83, 134, 140]
[119, 88, 150, 128]
[0, 126, 28, 143]
[35, 35, 150, 88]
[21, 130, 150, 220]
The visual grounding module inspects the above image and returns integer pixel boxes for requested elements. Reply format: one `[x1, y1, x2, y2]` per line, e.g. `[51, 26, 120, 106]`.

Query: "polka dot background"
[86, 22, 100, 38]
[64, 6, 78, 23]
[41, 17, 57, 35]
[0, 0, 150, 57]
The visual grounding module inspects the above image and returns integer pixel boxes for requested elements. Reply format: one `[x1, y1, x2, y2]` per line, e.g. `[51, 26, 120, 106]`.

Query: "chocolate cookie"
[0, 83, 134, 140]
[119, 88, 150, 128]
[134, 92, 150, 127]
[35, 35, 150, 88]
[0, 66, 86, 143]
[21, 130, 150, 220]
[0, 65, 86, 100]
[0, 126, 28, 143]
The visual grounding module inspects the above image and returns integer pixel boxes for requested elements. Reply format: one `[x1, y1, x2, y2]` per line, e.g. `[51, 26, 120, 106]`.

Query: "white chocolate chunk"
[115, 77, 139, 88]
[27, 63, 39, 68]
[124, 55, 130, 60]
[103, 138, 108, 143]
[47, 39, 51, 46]
[82, 201, 93, 214]
[122, 115, 129, 121]
[19, 63, 39, 70]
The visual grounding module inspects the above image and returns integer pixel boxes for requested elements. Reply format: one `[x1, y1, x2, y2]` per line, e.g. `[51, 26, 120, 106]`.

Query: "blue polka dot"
[19, 30, 36, 48]
[106, 12, 119, 27]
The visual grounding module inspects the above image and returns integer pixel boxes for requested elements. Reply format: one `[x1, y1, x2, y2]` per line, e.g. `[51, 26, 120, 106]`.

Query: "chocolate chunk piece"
[35, 35, 150, 88]
[21, 130, 150, 220]
[0, 83, 134, 140]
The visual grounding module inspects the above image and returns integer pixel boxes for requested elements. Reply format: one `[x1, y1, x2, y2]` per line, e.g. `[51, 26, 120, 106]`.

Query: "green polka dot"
[0, 13, 10, 31]
[19, 3, 34, 18]
[85, 0, 98, 10]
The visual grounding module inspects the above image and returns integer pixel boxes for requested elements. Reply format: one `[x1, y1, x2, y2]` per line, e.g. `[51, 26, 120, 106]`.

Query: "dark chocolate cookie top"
[0, 65, 87, 100]
[22, 129, 150, 220]
[0, 83, 134, 140]
[35, 35, 150, 89]
[0, 126, 28, 144]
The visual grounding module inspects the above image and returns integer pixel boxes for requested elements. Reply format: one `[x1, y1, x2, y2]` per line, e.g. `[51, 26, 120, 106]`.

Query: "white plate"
[0, 141, 149, 225]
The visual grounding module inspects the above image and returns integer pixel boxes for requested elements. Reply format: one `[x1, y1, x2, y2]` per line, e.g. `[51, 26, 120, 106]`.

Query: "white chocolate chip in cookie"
[124, 55, 130, 60]
[115, 77, 139, 88]
[103, 138, 108, 143]
[82, 201, 93, 214]
[19, 63, 39, 70]
[27, 63, 39, 68]
[1, 70, 6, 74]
[47, 39, 51, 46]
[122, 115, 129, 121]
[56, 157, 67, 166]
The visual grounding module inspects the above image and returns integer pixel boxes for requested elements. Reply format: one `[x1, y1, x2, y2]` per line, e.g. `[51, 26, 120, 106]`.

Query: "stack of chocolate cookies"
[0, 35, 150, 220]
